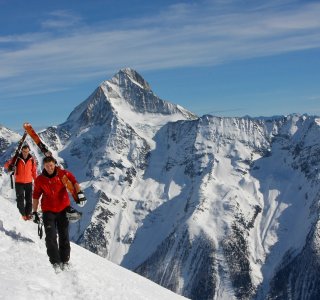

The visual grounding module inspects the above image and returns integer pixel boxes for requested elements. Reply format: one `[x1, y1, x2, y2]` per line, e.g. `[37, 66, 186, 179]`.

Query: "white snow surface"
[0, 126, 20, 143]
[0, 174, 187, 300]
[52, 97, 320, 298]
[2, 69, 320, 299]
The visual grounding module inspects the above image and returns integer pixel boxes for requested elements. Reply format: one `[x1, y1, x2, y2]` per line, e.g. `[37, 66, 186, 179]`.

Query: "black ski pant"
[43, 209, 70, 265]
[15, 182, 32, 216]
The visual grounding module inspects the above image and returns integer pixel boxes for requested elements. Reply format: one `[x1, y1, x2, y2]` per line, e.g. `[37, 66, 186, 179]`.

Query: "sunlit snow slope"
[1, 69, 320, 300]
[0, 173, 188, 300]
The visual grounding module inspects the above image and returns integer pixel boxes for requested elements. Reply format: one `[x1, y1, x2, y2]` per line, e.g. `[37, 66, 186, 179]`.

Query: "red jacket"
[33, 168, 78, 213]
[4, 155, 37, 183]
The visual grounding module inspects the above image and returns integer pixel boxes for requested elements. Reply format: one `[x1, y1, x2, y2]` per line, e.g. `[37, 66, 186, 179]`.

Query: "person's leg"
[24, 183, 33, 216]
[57, 209, 70, 263]
[14, 183, 25, 216]
[43, 212, 60, 265]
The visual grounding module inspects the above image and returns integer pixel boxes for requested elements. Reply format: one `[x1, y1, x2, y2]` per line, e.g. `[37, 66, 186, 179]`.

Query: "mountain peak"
[64, 68, 196, 133]
[101, 68, 196, 120]
[111, 68, 151, 91]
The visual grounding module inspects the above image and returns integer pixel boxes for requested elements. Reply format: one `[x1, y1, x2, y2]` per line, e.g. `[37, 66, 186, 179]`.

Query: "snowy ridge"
[0, 125, 21, 156]
[1, 69, 320, 299]
[107, 68, 193, 117]
[0, 172, 187, 300]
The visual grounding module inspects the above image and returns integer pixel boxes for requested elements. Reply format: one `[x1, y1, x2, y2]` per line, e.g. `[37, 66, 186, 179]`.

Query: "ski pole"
[38, 217, 44, 239]
[10, 173, 14, 189]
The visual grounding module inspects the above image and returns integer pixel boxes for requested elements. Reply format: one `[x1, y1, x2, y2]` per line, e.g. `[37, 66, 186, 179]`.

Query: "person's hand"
[7, 165, 15, 172]
[76, 191, 87, 207]
[32, 211, 40, 224]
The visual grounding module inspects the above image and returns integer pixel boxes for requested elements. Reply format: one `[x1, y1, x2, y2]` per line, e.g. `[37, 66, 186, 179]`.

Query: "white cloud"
[41, 10, 82, 29]
[0, 1, 320, 98]
[307, 95, 320, 101]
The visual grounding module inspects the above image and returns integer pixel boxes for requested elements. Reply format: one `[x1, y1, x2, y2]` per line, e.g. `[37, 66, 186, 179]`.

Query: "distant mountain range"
[1, 68, 320, 300]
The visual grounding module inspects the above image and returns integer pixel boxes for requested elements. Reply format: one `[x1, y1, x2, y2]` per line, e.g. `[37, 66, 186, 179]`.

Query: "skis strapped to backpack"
[8, 131, 28, 189]
[23, 122, 79, 202]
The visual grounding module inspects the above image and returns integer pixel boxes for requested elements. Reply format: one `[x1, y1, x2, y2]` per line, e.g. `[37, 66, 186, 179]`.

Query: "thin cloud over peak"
[41, 10, 82, 30]
[0, 0, 320, 102]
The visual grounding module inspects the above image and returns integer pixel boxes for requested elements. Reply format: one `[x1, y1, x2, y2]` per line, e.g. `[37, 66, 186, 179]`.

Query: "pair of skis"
[22, 122, 80, 202]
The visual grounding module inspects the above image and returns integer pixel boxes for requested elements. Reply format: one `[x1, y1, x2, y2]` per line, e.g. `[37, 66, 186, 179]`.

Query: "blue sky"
[1, 0, 320, 131]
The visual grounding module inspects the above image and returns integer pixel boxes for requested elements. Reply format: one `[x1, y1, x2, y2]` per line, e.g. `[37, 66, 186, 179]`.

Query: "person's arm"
[65, 170, 83, 193]
[4, 159, 13, 170]
[32, 158, 37, 181]
[32, 177, 42, 212]
[32, 198, 41, 223]
[64, 170, 87, 206]
[74, 182, 87, 207]
[32, 198, 39, 212]
[74, 182, 82, 193]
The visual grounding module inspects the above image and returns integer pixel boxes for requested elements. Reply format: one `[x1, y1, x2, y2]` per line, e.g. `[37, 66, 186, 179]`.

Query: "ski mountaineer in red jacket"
[4, 144, 37, 220]
[32, 156, 87, 272]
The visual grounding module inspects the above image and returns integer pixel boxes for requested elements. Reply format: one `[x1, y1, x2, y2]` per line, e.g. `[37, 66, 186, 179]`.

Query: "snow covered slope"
[1, 69, 320, 300]
[0, 173, 188, 300]
[0, 125, 20, 156]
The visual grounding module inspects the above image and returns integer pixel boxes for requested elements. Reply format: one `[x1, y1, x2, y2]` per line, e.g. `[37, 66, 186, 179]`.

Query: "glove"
[76, 191, 87, 207]
[7, 165, 15, 172]
[32, 211, 40, 224]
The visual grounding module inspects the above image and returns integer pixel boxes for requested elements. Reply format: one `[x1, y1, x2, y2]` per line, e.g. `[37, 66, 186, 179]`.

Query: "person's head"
[21, 144, 30, 158]
[43, 156, 56, 175]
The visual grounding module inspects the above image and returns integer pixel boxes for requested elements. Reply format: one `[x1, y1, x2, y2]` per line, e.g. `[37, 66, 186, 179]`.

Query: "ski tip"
[23, 122, 30, 129]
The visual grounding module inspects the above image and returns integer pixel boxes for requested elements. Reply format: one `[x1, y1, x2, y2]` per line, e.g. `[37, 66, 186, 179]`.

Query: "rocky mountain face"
[1, 69, 320, 300]
[0, 126, 20, 155]
[0, 126, 21, 176]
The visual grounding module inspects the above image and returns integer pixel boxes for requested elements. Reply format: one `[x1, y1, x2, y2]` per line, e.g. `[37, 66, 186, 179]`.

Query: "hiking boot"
[25, 215, 33, 221]
[52, 263, 62, 274]
[61, 262, 70, 271]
